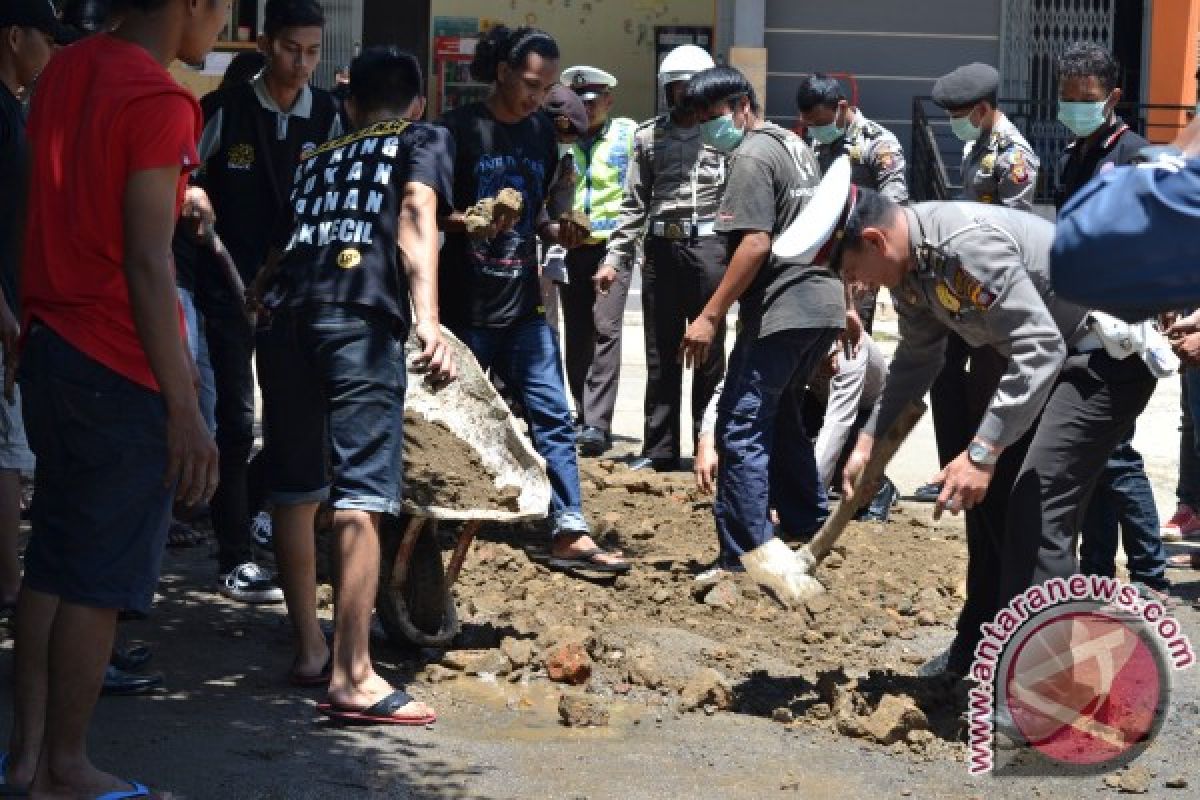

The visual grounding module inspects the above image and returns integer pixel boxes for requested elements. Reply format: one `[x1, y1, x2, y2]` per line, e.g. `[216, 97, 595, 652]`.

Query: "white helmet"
[657, 44, 715, 88]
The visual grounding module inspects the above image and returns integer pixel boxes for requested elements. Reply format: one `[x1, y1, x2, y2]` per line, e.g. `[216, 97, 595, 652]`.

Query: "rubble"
[557, 693, 610, 727]
[544, 642, 593, 685]
[679, 668, 734, 712]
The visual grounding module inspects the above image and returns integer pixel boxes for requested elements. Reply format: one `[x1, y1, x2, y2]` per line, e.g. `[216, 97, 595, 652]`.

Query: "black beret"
[542, 84, 589, 137]
[931, 63, 1000, 110]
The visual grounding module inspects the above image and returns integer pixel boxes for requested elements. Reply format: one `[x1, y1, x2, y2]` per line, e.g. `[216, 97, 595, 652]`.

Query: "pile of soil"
[402, 412, 520, 513]
[417, 459, 973, 759]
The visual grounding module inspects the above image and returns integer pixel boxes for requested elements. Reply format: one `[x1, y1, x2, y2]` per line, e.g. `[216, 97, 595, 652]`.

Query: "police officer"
[795, 72, 908, 335]
[822, 188, 1157, 675]
[596, 44, 727, 472]
[915, 63, 1043, 503]
[558, 65, 638, 456]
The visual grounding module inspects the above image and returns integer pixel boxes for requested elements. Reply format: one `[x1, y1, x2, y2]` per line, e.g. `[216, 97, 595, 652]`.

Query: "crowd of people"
[0, 0, 1198, 796]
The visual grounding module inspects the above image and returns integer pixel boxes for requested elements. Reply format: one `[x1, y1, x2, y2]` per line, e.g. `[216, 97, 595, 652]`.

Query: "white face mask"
[558, 142, 574, 159]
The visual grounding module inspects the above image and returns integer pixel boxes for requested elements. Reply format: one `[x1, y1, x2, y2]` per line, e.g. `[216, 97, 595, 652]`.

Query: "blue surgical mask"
[950, 112, 982, 142]
[809, 121, 845, 145]
[1057, 101, 1108, 138]
[701, 114, 745, 152]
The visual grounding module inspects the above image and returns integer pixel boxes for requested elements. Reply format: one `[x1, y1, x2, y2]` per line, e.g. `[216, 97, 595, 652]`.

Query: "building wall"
[763, 2, 1003, 165]
[429, 0, 717, 122]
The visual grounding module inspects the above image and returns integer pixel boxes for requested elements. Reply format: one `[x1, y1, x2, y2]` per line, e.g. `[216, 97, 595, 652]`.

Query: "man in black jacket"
[1053, 42, 1170, 600]
[184, 0, 342, 603]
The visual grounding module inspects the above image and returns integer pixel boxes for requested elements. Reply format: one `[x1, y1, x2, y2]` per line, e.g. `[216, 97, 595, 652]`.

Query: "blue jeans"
[455, 316, 584, 531]
[178, 287, 216, 434]
[1080, 429, 1168, 589]
[714, 328, 839, 564]
[257, 305, 407, 515]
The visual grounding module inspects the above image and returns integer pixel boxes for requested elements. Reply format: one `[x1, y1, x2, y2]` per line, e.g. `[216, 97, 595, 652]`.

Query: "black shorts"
[20, 324, 173, 612]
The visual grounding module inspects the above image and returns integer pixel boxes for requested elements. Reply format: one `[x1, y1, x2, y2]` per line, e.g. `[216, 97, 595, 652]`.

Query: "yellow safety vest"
[572, 117, 637, 242]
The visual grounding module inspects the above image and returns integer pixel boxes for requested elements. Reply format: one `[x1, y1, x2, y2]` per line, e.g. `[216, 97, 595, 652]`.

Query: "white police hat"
[561, 66, 618, 100]
[773, 156, 855, 264]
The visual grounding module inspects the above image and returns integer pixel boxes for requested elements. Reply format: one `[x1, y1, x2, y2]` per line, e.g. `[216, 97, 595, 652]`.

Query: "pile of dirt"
[416, 459, 972, 759]
[402, 412, 520, 513]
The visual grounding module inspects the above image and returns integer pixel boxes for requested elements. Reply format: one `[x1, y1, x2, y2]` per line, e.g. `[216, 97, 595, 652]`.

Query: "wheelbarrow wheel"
[376, 514, 460, 648]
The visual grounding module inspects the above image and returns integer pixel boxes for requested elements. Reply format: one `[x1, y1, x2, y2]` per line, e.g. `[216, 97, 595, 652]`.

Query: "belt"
[649, 219, 716, 240]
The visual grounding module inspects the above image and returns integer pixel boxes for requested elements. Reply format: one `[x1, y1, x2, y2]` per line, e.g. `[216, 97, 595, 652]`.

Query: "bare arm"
[123, 166, 218, 504]
[399, 181, 455, 388]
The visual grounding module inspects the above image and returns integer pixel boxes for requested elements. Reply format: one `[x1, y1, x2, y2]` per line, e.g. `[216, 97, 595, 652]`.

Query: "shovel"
[793, 399, 927, 593]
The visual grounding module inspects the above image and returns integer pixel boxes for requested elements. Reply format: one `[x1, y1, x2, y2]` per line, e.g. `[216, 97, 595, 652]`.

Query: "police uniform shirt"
[960, 115, 1039, 209]
[716, 123, 844, 338]
[867, 202, 1088, 449]
[437, 102, 557, 329]
[1054, 115, 1148, 210]
[603, 113, 727, 270]
[268, 119, 453, 327]
[813, 111, 909, 203]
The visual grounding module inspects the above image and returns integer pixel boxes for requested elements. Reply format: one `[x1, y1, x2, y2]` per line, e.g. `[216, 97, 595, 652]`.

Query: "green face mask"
[701, 113, 745, 152]
[950, 112, 982, 142]
[809, 120, 845, 145]
[1057, 100, 1108, 138]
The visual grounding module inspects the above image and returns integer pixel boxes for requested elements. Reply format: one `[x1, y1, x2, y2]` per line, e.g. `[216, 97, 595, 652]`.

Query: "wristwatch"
[967, 440, 998, 467]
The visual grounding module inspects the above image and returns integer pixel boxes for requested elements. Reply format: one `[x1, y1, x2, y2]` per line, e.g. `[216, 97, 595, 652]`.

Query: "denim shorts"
[0, 363, 34, 472]
[20, 323, 173, 612]
[256, 304, 407, 514]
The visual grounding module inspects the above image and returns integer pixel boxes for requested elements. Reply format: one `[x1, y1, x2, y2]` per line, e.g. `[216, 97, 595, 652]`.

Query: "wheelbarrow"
[375, 326, 550, 648]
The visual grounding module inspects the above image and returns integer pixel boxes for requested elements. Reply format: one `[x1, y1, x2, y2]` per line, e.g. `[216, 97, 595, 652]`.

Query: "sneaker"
[1161, 503, 1200, 542]
[912, 481, 943, 503]
[250, 511, 274, 550]
[218, 563, 284, 604]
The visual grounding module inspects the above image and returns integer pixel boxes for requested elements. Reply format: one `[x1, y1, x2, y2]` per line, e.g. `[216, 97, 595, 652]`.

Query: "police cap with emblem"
[561, 65, 618, 101]
[542, 84, 589, 137]
[772, 156, 858, 268]
[931, 63, 1000, 111]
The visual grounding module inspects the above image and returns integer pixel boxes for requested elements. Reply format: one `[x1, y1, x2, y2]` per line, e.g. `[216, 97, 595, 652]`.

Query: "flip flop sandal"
[289, 655, 333, 688]
[94, 781, 150, 800]
[547, 548, 632, 575]
[317, 689, 436, 726]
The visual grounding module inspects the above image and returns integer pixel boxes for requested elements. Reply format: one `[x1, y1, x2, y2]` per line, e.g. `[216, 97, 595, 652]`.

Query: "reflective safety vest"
[571, 117, 637, 241]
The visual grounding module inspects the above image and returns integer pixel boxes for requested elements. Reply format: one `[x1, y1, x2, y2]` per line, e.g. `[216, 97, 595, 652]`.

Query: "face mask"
[558, 142, 574, 159]
[950, 111, 982, 142]
[1057, 100, 1108, 138]
[809, 121, 845, 145]
[701, 113, 744, 152]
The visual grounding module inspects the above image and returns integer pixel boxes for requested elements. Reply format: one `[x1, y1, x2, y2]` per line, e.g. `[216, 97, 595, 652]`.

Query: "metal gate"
[998, 0, 1116, 197]
[256, 0, 362, 89]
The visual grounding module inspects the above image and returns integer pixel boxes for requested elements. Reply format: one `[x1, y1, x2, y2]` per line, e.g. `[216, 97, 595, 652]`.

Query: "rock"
[501, 637, 535, 669]
[905, 729, 934, 747]
[441, 649, 493, 671]
[703, 580, 741, 610]
[859, 694, 928, 745]
[679, 668, 734, 712]
[772, 707, 795, 724]
[538, 624, 593, 650]
[544, 642, 593, 685]
[464, 649, 511, 676]
[805, 595, 832, 615]
[916, 610, 938, 626]
[824, 551, 844, 569]
[802, 630, 825, 645]
[1165, 777, 1188, 790]
[1116, 766, 1151, 794]
[424, 664, 458, 684]
[557, 693, 610, 727]
[809, 702, 832, 720]
[860, 630, 886, 648]
[651, 588, 672, 604]
[626, 649, 667, 690]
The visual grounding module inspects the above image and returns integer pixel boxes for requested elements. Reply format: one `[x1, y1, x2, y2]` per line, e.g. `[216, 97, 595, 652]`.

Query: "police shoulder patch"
[948, 263, 997, 310]
[1007, 150, 1030, 184]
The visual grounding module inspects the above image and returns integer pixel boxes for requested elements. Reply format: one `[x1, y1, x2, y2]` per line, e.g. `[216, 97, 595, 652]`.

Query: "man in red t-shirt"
[3, 1, 226, 797]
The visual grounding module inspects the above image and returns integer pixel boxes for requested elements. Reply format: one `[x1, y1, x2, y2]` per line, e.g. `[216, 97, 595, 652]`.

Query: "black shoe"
[110, 644, 152, 673]
[912, 481, 943, 503]
[858, 477, 900, 523]
[628, 456, 681, 472]
[101, 665, 163, 696]
[577, 425, 611, 457]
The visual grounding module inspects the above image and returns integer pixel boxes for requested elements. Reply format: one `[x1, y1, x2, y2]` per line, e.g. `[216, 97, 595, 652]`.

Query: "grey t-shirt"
[715, 122, 845, 338]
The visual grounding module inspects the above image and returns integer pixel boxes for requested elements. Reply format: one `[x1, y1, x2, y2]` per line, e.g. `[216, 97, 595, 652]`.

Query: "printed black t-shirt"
[267, 119, 454, 326]
[438, 102, 557, 329]
[0, 83, 28, 315]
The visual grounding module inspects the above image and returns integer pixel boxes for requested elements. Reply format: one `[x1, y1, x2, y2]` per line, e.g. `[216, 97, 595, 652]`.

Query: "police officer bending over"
[836, 190, 1158, 676]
